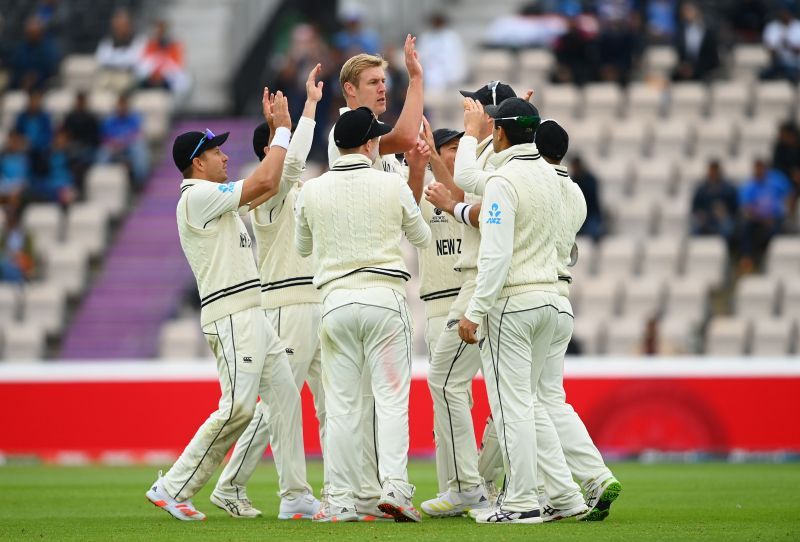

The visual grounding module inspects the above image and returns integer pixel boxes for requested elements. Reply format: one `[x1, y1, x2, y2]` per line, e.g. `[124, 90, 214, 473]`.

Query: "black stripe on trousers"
[486, 298, 512, 497]
[443, 340, 469, 492]
[174, 315, 238, 500]
[230, 411, 264, 499]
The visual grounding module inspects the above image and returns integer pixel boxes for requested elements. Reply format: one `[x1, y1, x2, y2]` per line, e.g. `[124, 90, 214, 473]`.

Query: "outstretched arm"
[379, 34, 424, 155]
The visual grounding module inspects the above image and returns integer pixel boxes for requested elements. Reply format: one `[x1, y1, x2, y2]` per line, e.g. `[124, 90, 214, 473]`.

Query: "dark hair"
[498, 119, 538, 145]
[181, 164, 193, 179]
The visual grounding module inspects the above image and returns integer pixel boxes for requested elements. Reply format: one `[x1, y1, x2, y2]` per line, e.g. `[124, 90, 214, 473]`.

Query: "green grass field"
[1, 461, 798, 541]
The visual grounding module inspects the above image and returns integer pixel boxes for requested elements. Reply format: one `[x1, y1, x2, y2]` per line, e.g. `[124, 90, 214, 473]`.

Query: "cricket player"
[210, 65, 325, 520]
[417, 82, 519, 517]
[295, 107, 431, 522]
[323, 36, 425, 520]
[530, 119, 622, 521]
[146, 90, 305, 521]
[457, 97, 564, 524]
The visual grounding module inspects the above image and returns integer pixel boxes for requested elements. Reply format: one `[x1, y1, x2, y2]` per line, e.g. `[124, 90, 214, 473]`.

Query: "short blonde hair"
[339, 53, 388, 90]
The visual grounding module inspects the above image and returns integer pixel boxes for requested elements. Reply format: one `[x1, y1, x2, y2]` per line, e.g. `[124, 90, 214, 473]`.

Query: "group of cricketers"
[145, 33, 622, 525]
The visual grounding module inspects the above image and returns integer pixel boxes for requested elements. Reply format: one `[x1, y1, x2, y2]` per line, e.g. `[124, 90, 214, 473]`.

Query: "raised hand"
[463, 98, 486, 137]
[521, 88, 535, 102]
[403, 34, 423, 80]
[420, 117, 436, 153]
[272, 91, 291, 129]
[405, 138, 431, 171]
[306, 63, 324, 103]
[262, 87, 273, 123]
[424, 181, 456, 214]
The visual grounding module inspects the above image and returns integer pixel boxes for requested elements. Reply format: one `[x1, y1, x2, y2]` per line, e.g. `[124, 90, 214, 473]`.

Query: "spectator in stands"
[596, 12, 642, 86]
[136, 20, 191, 100]
[27, 127, 76, 206]
[417, 12, 467, 91]
[273, 24, 335, 161]
[95, 9, 145, 92]
[738, 158, 794, 272]
[9, 15, 59, 91]
[98, 93, 149, 188]
[63, 91, 99, 191]
[772, 122, 800, 180]
[14, 89, 53, 166]
[0, 211, 35, 283]
[0, 131, 30, 213]
[332, 5, 380, 60]
[691, 159, 739, 244]
[672, 2, 720, 82]
[761, 6, 800, 82]
[552, 16, 596, 85]
[483, 3, 568, 49]
[646, 0, 678, 43]
[571, 156, 604, 240]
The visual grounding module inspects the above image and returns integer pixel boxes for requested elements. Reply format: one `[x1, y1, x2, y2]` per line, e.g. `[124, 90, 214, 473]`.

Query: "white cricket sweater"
[295, 153, 431, 298]
[177, 180, 261, 327]
[453, 135, 495, 272]
[465, 143, 562, 322]
[251, 116, 321, 309]
[419, 196, 464, 318]
[553, 164, 587, 298]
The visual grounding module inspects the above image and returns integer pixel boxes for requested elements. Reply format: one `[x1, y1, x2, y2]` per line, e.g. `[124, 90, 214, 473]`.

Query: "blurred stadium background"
[0, 0, 798, 463]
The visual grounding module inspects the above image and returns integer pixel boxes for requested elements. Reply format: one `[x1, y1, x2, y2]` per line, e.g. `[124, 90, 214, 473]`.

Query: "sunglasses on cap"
[188, 128, 216, 161]
[493, 115, 540, 128]
[488, 80, 500, 106]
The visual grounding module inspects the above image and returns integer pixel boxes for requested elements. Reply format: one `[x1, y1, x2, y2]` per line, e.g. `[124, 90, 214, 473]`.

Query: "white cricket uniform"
[538, 165, 613, 492]
[295, 153, 431, 511]
[417, 194, 465, 493]
[465, 143, 573, 513]
[325, 112, 403, 505]
[162, 178, 303, 503]
[422, 135, 494, 494]
[215, 117, 323, 501]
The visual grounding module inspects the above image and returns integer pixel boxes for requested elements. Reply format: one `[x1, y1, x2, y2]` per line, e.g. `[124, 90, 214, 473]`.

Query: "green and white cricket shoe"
[210, 492, 262, 518]
[422, 486, 490, 517]
[580, 477, 622, 521]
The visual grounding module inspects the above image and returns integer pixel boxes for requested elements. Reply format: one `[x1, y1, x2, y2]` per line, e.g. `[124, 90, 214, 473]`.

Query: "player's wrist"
[270, 127, 291, 149]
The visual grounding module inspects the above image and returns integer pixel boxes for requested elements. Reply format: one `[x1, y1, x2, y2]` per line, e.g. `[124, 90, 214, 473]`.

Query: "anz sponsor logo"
[486, 203, 502, 224]
[218, 182, 236, 193]
[436, 238, 462, 256]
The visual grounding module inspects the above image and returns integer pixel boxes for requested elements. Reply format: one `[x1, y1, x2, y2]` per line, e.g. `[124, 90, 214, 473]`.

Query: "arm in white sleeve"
[293, 188, 313, 257]
[465, 178, 517, 323]
[251, 117, 316, 219]
[454, 135, 491, 196]
[399, 181, 432, 248]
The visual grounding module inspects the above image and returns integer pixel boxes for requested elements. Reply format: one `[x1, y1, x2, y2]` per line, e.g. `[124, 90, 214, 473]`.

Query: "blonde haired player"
[211, 65, 326, 520]
[145, 90, 305, 522]
[325, 36, 426, 520]
[296, 107, 431, 522]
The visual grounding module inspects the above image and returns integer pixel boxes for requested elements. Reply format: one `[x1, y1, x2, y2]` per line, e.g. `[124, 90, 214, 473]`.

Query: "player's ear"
[343, 81, 356, 99]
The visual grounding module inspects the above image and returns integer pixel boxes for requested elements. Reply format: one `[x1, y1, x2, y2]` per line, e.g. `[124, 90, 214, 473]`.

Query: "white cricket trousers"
[321, 287, 415, 510]
[537, 295, 613, 490]
[161, 307, 304, 502]
[215, 303, 325, 500]
[480, 291, 560, 512]
[427, 279, 484, 493]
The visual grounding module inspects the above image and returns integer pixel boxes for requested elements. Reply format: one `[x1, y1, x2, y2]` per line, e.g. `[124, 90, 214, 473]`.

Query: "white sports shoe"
[378, 482, 421, 522]
[421, 485, 491, 517]
[468, 486, 503, 519]
[210, 492, 262, 518]
[278, 492, 321, 520]
[475, 507, 543, 524]
[312, 503, 358, 523]
[145, 471, 206, 521]
[541, 501, 590, 522]
[580, 476, 622, 521]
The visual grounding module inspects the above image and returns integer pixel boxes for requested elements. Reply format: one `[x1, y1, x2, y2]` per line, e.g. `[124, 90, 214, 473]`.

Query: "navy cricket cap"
[432, 128, 464, 152]
[459, 81, 517, 107]
[334, 106, 392, 149]
[253, 122, 270, 160]
[486, 97, 540, 141]
[535, 119, 569, 161]
[173, 128, 229, 172]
